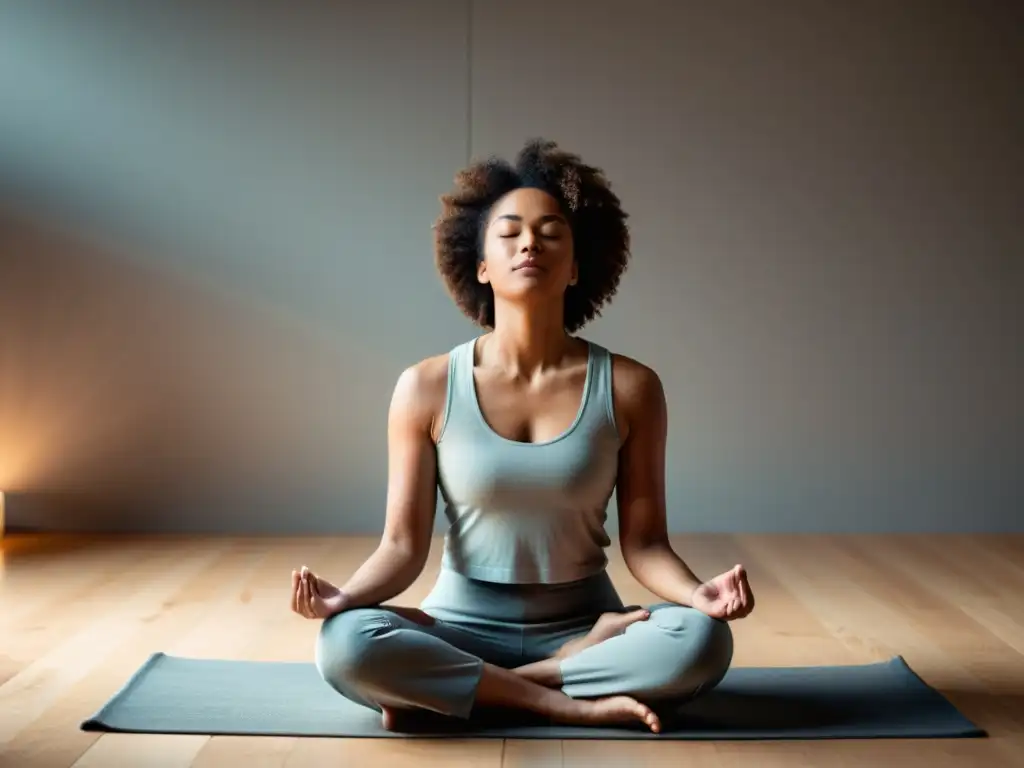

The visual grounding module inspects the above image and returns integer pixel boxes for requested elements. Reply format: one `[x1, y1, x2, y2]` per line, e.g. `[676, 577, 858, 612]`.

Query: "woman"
[290, 139, 754, 733]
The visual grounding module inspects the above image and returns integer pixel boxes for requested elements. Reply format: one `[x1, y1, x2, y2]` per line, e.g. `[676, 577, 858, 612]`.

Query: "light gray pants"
[315, 568, 733, 720]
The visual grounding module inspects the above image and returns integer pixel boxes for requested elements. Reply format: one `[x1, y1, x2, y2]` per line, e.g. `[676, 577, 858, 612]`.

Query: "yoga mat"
[81, 653, 985, 740]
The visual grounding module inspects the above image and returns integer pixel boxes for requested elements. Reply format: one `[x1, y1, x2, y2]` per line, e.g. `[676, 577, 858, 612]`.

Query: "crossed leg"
[314, 603, 733, 732]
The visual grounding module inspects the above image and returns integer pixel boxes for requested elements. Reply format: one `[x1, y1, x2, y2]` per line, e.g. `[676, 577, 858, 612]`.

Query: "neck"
[486, 300, 571, 375]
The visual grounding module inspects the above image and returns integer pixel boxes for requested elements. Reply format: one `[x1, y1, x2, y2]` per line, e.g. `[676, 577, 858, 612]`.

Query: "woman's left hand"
[691, 564, 755, 621]
[291, 566, 347, 620]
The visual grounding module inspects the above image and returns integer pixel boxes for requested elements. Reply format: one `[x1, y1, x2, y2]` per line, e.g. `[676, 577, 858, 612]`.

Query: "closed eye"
[498, 232, 561, 240]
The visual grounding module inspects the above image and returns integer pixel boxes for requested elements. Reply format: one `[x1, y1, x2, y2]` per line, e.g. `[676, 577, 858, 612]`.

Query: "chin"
[497, 283, 565, 304]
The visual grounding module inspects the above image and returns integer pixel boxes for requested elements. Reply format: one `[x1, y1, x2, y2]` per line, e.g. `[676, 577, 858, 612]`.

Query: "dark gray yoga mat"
[81, 653, 985, 740]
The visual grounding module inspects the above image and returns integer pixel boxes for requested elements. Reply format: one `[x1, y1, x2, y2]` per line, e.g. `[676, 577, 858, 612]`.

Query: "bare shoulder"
[610, 352, 665, 400]
[390, 351, 451, 439]
[609, 352, 666, 440]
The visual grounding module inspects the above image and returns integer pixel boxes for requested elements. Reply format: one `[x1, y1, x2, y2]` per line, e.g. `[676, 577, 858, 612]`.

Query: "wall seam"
[465, 0, 473, 164]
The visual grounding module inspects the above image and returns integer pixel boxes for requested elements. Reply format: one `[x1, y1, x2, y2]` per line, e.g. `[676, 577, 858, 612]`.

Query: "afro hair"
[434, 139, 630, 332]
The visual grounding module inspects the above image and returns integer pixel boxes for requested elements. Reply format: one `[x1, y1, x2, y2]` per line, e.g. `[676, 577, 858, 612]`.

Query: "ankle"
[554, 637, 589, 660]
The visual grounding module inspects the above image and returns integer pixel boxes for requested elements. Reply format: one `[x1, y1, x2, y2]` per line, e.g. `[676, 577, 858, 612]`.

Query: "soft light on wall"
[0, 490, 4, 579]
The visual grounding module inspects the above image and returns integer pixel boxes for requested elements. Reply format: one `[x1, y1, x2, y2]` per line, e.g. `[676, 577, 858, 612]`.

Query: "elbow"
[379, 531, 430, 574]
[620, 534, 671, 570]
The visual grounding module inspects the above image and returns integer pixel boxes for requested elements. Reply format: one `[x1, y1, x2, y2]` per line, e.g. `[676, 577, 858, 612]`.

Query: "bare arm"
[614, 357, 703, 606]
[335, 357, 446, 610]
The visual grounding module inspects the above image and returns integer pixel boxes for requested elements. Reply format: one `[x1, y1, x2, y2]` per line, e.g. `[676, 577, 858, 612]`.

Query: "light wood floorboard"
[1, 534, 1021, 767]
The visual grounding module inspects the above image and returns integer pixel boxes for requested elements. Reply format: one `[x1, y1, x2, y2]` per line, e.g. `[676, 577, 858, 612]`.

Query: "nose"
[520, 229, 542, 253]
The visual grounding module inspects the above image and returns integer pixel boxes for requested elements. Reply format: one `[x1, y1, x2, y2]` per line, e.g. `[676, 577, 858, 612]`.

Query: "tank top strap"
[450, 338, 478, 403]
[436, 339, 477, 444]
[584, 341, 619, 436]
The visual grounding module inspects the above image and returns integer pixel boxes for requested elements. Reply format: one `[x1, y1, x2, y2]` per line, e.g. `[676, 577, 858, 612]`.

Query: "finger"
[705, 602, 726, 620]
[739, 593, 754, 619]
[730, 564, 742, 588]
[290, 570, 299, 612]
[297, 567, 308, 614]
[303, 569, 319, 607]
[306, 577, 318, 616]
[737, 569, 749, 606]
[300, 576, 311, 616]
[308, 577, 324, 616]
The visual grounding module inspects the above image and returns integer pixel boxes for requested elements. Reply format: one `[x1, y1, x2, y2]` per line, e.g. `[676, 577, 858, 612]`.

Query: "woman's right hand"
[291, 566, 347, 619]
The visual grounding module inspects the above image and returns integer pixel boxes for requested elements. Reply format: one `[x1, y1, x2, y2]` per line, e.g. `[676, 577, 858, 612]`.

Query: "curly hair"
[434, 139, 630, 333]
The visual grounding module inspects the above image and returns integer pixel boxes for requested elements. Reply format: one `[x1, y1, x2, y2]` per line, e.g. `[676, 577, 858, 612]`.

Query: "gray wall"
[1, 1, 1021, 534]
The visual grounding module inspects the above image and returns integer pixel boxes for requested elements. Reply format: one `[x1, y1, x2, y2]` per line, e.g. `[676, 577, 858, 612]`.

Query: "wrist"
[688, 581, 704, 607]
[328, 590, 351, 616]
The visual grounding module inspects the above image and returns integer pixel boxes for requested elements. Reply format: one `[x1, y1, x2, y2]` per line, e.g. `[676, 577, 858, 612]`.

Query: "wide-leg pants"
[315, 568, 733, 719]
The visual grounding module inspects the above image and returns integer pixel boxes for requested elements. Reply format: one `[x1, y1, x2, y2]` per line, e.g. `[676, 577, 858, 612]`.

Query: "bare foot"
[379, 662, 663, 736]
[380, 705, 454, 734]
[572, 695, 661, 733]
[382, 698, 659, 734]
[556, 608, 650, 659]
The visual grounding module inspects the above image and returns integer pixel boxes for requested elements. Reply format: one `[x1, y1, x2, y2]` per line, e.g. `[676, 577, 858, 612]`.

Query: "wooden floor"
[1, 533, 1022, 767]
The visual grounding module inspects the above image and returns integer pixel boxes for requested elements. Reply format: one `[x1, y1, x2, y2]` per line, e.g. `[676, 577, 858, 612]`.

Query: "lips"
[514, 259, 546, 271]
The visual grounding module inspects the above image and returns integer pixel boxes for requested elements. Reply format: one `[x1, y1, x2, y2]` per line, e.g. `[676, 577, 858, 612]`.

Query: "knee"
[314, 608, 396, 691]
[644, 605, 733, 698]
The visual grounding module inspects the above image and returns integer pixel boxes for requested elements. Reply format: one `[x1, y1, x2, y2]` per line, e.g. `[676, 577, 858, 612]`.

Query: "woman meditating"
[290, 139, 755, 733]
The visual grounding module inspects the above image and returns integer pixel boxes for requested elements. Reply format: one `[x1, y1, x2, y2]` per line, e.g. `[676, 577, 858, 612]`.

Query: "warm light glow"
[0, 491, 4, 578]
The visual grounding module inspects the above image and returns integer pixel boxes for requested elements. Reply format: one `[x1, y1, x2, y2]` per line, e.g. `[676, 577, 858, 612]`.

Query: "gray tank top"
[435, 337, 620, 584]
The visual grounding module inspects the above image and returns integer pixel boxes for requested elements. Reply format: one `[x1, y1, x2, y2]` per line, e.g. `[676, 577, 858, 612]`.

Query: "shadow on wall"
[0, 207, 397, 534]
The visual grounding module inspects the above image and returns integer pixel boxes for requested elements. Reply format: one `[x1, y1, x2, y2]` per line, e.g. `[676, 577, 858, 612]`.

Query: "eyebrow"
[495, 214, 567, 224]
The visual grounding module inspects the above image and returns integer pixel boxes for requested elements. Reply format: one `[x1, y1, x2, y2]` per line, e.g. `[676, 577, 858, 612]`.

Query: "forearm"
[338, 540, 425, 610]
[623, 541, 703, 607]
